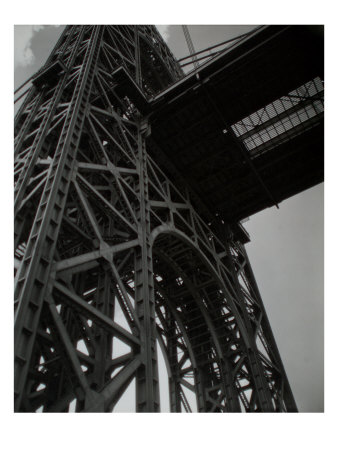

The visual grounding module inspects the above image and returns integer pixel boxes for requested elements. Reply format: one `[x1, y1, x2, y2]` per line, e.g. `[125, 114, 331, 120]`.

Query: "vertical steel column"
[14, 26, 103, 411]
[167, 312, 182, 412]
[91, 267, 115, 391]
[134, 119, 160, 412]
[134, 26, 142, 88]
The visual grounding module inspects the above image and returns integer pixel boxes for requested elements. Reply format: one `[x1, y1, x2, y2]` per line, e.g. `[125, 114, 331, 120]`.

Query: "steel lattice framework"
[13, 25, 306, 412]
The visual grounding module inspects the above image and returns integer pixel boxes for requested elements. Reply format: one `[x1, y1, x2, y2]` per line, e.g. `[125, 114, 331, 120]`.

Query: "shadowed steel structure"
[14, 25, 323, 412]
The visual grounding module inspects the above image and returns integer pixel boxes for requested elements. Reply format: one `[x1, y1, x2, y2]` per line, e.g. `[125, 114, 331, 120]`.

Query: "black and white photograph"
[4, 0, 335, 448]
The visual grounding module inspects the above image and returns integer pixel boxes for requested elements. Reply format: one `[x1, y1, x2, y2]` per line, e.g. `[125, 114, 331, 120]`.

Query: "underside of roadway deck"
[147, 25, 324, 232]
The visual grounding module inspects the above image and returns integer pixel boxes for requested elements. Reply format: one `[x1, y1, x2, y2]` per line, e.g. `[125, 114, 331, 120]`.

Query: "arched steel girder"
[150, 225, 274, 411]
[150, 225, 251, 347]
[152, 245, 241, 412]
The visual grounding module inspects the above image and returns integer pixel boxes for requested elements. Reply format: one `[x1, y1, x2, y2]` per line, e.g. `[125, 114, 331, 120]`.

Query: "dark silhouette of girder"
[14, 25, 323, 412]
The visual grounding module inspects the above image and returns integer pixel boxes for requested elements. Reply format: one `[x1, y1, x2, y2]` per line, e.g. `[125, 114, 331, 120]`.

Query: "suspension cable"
[179, 26, 262, 71]
[182, 25, 199, 70]
[178, 30, 257, 63]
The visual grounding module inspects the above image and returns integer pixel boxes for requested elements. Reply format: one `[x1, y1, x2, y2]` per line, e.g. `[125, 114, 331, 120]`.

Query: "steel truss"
[14, 25, 297, 412]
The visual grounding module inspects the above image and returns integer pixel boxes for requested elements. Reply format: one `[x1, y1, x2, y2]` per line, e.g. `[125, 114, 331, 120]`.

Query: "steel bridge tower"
[14, 25, 323, 412]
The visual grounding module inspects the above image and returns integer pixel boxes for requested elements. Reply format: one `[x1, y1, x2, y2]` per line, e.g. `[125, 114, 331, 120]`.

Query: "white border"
[2, 2, 336, 449]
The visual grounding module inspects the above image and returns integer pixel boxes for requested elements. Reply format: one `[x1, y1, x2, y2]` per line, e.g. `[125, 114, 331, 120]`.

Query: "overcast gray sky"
[14, 24, 324, 412]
